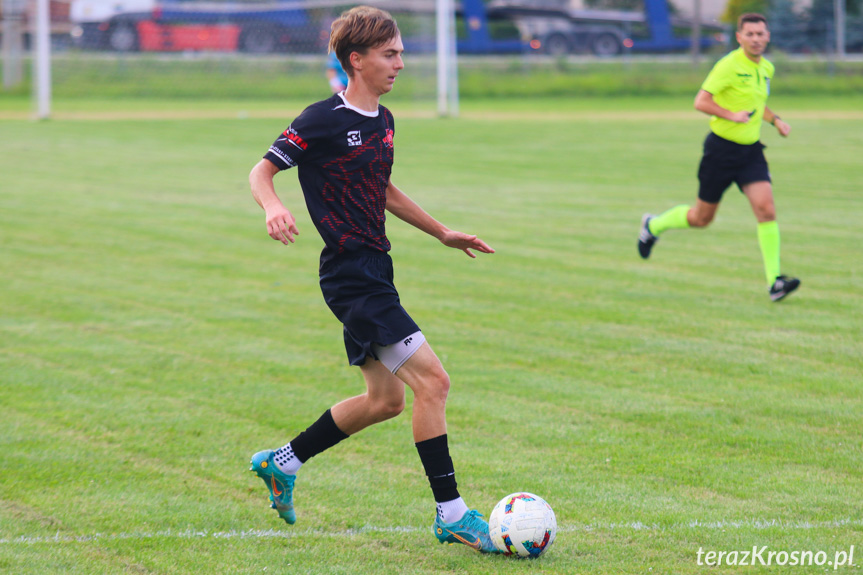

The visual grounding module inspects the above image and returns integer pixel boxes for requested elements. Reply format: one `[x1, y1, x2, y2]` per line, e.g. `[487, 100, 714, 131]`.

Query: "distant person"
[638, 13, 799, 302]
[247, 6, 499, 553]
[326, 50, 348, 93]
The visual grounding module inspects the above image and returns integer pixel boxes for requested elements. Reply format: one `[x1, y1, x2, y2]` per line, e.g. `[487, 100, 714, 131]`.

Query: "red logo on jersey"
[282, 128, 308, 150]
[383, 129, 394, 148]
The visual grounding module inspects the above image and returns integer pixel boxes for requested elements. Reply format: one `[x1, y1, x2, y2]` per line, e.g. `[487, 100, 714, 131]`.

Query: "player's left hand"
[440, 230, 495, 258]
[775, 118, 791, 138]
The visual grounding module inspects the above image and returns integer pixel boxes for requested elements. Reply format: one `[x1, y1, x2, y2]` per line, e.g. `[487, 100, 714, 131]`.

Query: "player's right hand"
[266, 206, 299, 245]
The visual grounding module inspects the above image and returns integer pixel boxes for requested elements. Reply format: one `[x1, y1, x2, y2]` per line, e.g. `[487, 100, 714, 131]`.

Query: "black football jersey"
[265, 93, 395, 265]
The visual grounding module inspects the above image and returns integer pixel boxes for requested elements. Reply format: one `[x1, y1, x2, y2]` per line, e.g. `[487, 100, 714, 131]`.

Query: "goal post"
[435, 0, 458, 118]
[33, 0, 51, 119]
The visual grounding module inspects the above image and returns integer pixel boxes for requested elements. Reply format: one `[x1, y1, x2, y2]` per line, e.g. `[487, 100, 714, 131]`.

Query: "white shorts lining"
[372, 331, 425, 374]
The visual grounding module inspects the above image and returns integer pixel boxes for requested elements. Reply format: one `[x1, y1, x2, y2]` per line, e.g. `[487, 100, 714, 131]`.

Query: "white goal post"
[435, 0, 458, 117]
[33, 0, 52, 118]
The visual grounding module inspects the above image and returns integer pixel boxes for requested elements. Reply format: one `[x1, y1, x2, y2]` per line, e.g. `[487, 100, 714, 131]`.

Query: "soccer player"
[638, 13, 800, 302]
[247, 6, 499, 553]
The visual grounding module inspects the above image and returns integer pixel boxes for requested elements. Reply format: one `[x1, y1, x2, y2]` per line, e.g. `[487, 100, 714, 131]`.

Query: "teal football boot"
[250, 450, 296, 525]
[433, 509, 500, 553]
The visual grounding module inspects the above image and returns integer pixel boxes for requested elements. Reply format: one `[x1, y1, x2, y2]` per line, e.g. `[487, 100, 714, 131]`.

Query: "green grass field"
[1, 94, 861, 574]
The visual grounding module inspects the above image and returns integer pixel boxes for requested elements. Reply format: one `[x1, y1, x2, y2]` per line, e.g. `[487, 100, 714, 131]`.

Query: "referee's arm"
[764, 106, 792, 137]
[694, 90, 751, 123]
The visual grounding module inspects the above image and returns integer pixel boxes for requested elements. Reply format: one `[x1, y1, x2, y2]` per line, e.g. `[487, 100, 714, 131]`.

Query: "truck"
[462, 0, 724, 56]
[69, 0, 321, 52]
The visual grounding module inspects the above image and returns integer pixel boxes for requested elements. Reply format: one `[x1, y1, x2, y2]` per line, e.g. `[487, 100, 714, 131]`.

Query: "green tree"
[721, 0, 769, 25]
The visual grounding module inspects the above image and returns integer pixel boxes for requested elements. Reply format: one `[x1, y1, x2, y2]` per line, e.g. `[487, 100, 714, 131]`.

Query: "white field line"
[3, 110, 863, 121]
[2, 519, 861, 545]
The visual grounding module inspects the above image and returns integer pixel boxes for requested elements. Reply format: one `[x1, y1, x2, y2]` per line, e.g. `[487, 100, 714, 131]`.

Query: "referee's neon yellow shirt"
[701, 47, 774, 145]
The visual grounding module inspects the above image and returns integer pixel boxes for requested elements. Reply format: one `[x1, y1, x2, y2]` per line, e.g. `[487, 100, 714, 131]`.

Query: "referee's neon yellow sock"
[648, 204, 691, 236]
[757, 220, 781, 286]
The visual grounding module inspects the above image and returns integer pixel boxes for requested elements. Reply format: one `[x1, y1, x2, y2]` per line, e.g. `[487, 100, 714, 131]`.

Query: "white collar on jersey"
[335, 92, 380, 118]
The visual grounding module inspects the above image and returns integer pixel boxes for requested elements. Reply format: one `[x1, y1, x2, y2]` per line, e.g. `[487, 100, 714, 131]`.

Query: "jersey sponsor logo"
[278, 127, 308, 151]
[347, 130, 362, 147]
[383, 129, 394, 148]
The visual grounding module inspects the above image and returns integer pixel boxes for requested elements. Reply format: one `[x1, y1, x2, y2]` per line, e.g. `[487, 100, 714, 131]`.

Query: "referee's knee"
[689, 212, 714, 228]
[754, 206, 776, 221]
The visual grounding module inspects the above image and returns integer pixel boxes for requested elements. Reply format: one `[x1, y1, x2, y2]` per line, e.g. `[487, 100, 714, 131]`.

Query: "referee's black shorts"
[697, 132, 771, 204]
[319, 249, 420, 367]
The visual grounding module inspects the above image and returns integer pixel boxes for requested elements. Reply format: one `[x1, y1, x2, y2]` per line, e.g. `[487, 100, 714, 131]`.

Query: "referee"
[638, 13, 800, 302]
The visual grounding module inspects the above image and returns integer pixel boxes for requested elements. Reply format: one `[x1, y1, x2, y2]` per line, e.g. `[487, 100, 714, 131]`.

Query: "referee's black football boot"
[638, 214, 659, 259]
[769, 275, 801, 302]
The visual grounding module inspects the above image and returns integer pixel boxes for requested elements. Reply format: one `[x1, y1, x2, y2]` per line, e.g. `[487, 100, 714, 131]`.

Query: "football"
[488, 492, 557, 558]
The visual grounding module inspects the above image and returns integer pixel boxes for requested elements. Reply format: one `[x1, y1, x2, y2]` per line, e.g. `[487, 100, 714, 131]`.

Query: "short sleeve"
[701, 57, 731, 95]
[264, 104, 329, 170]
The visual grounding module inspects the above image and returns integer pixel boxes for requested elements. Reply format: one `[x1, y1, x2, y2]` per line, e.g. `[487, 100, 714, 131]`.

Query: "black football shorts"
[319, 250, 420, 367]
[697, 132, 771, 203]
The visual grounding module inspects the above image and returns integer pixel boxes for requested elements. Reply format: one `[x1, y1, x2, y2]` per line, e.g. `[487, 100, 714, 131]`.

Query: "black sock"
[289, 409, 349, 463]
[415, 434, 460, 503]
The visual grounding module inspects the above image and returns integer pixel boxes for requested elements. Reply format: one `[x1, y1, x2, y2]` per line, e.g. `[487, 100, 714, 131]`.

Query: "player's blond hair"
[329, 6, 400, 78]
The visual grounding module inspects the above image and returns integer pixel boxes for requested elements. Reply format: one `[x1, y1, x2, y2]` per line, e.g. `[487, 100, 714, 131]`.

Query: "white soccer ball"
[488, 492, 557, 558]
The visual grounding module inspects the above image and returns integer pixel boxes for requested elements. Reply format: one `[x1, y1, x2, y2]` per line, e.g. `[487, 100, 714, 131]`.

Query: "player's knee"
[365, 389, 405, 422]
[374, 396, 405, 421]
[434, 369, 451, 403]
[420, 367, 450, 406]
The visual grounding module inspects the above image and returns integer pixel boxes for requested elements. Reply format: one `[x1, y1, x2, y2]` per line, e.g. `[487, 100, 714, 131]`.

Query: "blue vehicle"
[454, 0, 723, 56]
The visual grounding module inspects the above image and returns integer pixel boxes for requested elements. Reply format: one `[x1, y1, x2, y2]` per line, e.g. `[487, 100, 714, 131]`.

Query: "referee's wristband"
[771, 115, 781, 125]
